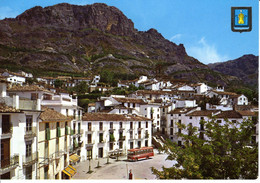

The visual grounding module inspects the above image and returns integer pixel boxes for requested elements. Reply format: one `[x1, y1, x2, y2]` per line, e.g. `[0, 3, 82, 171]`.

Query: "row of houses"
[0, 70, 100, 88]
[0, 79, 152, 180]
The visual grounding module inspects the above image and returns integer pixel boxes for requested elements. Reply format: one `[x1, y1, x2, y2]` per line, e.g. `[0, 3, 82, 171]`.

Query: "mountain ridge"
[0, 3, 243, 86]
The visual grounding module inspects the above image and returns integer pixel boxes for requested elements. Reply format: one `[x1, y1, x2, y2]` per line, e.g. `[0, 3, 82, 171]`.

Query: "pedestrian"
[129, 169, 133, 180]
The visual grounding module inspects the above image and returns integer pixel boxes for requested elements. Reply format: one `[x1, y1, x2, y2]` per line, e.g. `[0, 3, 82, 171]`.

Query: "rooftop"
[114, 97, 147, 104]
[40, 106, 69, 122]
[214, 110, 242, 119]
[211, 90, 237, 96]
[7, 85, 53, 93]
[0, 103, 21, 113]
[82, 113, 151, 121]
[168, 107, 197, 114]
[187, 110, 220, 117]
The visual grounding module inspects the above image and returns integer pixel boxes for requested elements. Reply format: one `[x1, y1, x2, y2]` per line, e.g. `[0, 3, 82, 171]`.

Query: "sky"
[0, 0, 258, 64]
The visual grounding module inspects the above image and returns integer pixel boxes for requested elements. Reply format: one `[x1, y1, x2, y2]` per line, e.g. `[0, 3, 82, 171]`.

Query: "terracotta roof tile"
[168, 107, 197, 114]
[0, 103, 21, 113]
[7, 85, 53, 93]
[187, 110, 220, 116]
[212, 90, 237, 96]
[40, 106, 69, 122]
[114, 97, 147, 104]
[215, 110, 242, 119]
[82, 113, 151, 121]
[237, 110, 257, 117]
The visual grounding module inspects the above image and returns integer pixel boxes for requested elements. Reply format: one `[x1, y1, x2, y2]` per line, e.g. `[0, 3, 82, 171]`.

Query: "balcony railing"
[119, 136, 126, 141]
[70, 129, 75, 136]
[22, 152, 37, 167]
[0, 154, 19, 174]
[24, 127, 37, 139]
[78, 129, 84, 135]
[54, 151, 64, 160]
[145, 133, 149, 139]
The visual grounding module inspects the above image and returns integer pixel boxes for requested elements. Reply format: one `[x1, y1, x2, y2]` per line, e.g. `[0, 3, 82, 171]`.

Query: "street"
[73, 150, 176, 179]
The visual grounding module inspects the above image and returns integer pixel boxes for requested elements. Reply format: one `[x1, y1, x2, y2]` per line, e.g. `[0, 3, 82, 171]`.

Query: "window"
[138, 122, 141, 128]
[189, 117, 192, 119]
[200, 123, 204, 131]
[130, 122, 133, 129]
[26, 141, 32, 158]
[146, 122, 148, 128]
[232, 120, 236, 123]
[179, 114, 181, 116]
[170, 128, 173, 135]
[217, 120, 221, 123]
[145, 108, 147, 111]
[2, 115, 11, 134]
[119, 141, 123, 149]
[99, 133, 103, 143]
[120, 122, 123, 129]
[157, 114, 159, 118]
[110, 122, 113, 129]
[145, 140, 148, 147]
[66, 109, 69, 117]
[178, 128, 181, 134]
[26, 115, 32, 132]
[170, 120, 173, 127]
[26, 166, 32, 179]
[201, 117, 204, 120]
[31, 93, 38, 100]
[157, 121, 159, 125]
[178, 141, 182, 146]
[99, 122, 103, 131]
[88, 134, 92, 144]
[56, 122, 60, 137]
[178, 120, 181, 124]
[44, 166, 49, 179]
[88, 123, 92, 131]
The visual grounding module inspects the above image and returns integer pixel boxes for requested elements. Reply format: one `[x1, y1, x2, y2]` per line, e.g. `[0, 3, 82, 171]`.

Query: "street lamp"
[87, 155, 93, 174]
[96, 155, 101, 168]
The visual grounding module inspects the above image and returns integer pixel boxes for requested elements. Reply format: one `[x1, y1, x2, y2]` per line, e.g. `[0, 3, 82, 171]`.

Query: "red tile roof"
[40, 106, 69, 122]
[82, 113, 151, 121]
[214, 110, 242, 119]
[187, 110, 220, 116]
[0, 103, 21, 113]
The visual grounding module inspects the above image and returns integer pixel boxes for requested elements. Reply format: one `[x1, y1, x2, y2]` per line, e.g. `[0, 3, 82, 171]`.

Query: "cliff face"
[0, 3, 239, 86]
[208, 54, 258, 87]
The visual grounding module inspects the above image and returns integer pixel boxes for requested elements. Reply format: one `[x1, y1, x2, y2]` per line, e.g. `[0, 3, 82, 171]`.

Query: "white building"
[0, 80, 41, 180]
[1, 72, 26, 86]
[81, 113, 152, 160]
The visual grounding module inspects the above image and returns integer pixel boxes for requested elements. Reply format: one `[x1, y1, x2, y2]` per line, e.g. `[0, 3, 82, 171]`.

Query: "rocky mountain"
[0, 3, 239, 86]
[208, 54, 258, 87]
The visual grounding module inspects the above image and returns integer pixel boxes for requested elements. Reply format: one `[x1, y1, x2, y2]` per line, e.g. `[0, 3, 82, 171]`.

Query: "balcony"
[78, 129, 84, 135]
[70, 129, 75, 136]
[1, 126, 12, 139]
[85, 140, 94, 148]
[119, 127, 124, 131]
[22, 152, 37, 167]
[119, 136, 126, 141]
[19, 99, 38, 110]
[145, 133, 149, 139]
[0, 154, 19, 175]
[109, 128, 115, 132]
[98, 140, 106, 144]
[24, 127, 37, 140]
[54, 151, 64, 160]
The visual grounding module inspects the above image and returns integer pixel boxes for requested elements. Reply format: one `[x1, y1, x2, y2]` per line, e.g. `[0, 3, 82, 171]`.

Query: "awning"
[62, 165, 76, 177]
[69, 154, 80, 162]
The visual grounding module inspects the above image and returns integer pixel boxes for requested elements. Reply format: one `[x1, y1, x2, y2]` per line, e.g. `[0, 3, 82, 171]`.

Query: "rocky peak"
[15, 3, 135, 36]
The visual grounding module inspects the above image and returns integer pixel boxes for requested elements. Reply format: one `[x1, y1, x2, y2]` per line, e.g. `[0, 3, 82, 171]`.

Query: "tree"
[54, 79, 64, 88]
[74, 81, 88, 94]
[151, 118, 258, 179]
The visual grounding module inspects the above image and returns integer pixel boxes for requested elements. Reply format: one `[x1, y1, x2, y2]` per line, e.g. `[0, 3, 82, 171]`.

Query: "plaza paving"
[72, 150, 176, 180]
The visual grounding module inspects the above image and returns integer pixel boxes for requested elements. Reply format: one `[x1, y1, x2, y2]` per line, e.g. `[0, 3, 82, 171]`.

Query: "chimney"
[0, 83, 7, 97]
[12, 95, 19, 109]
